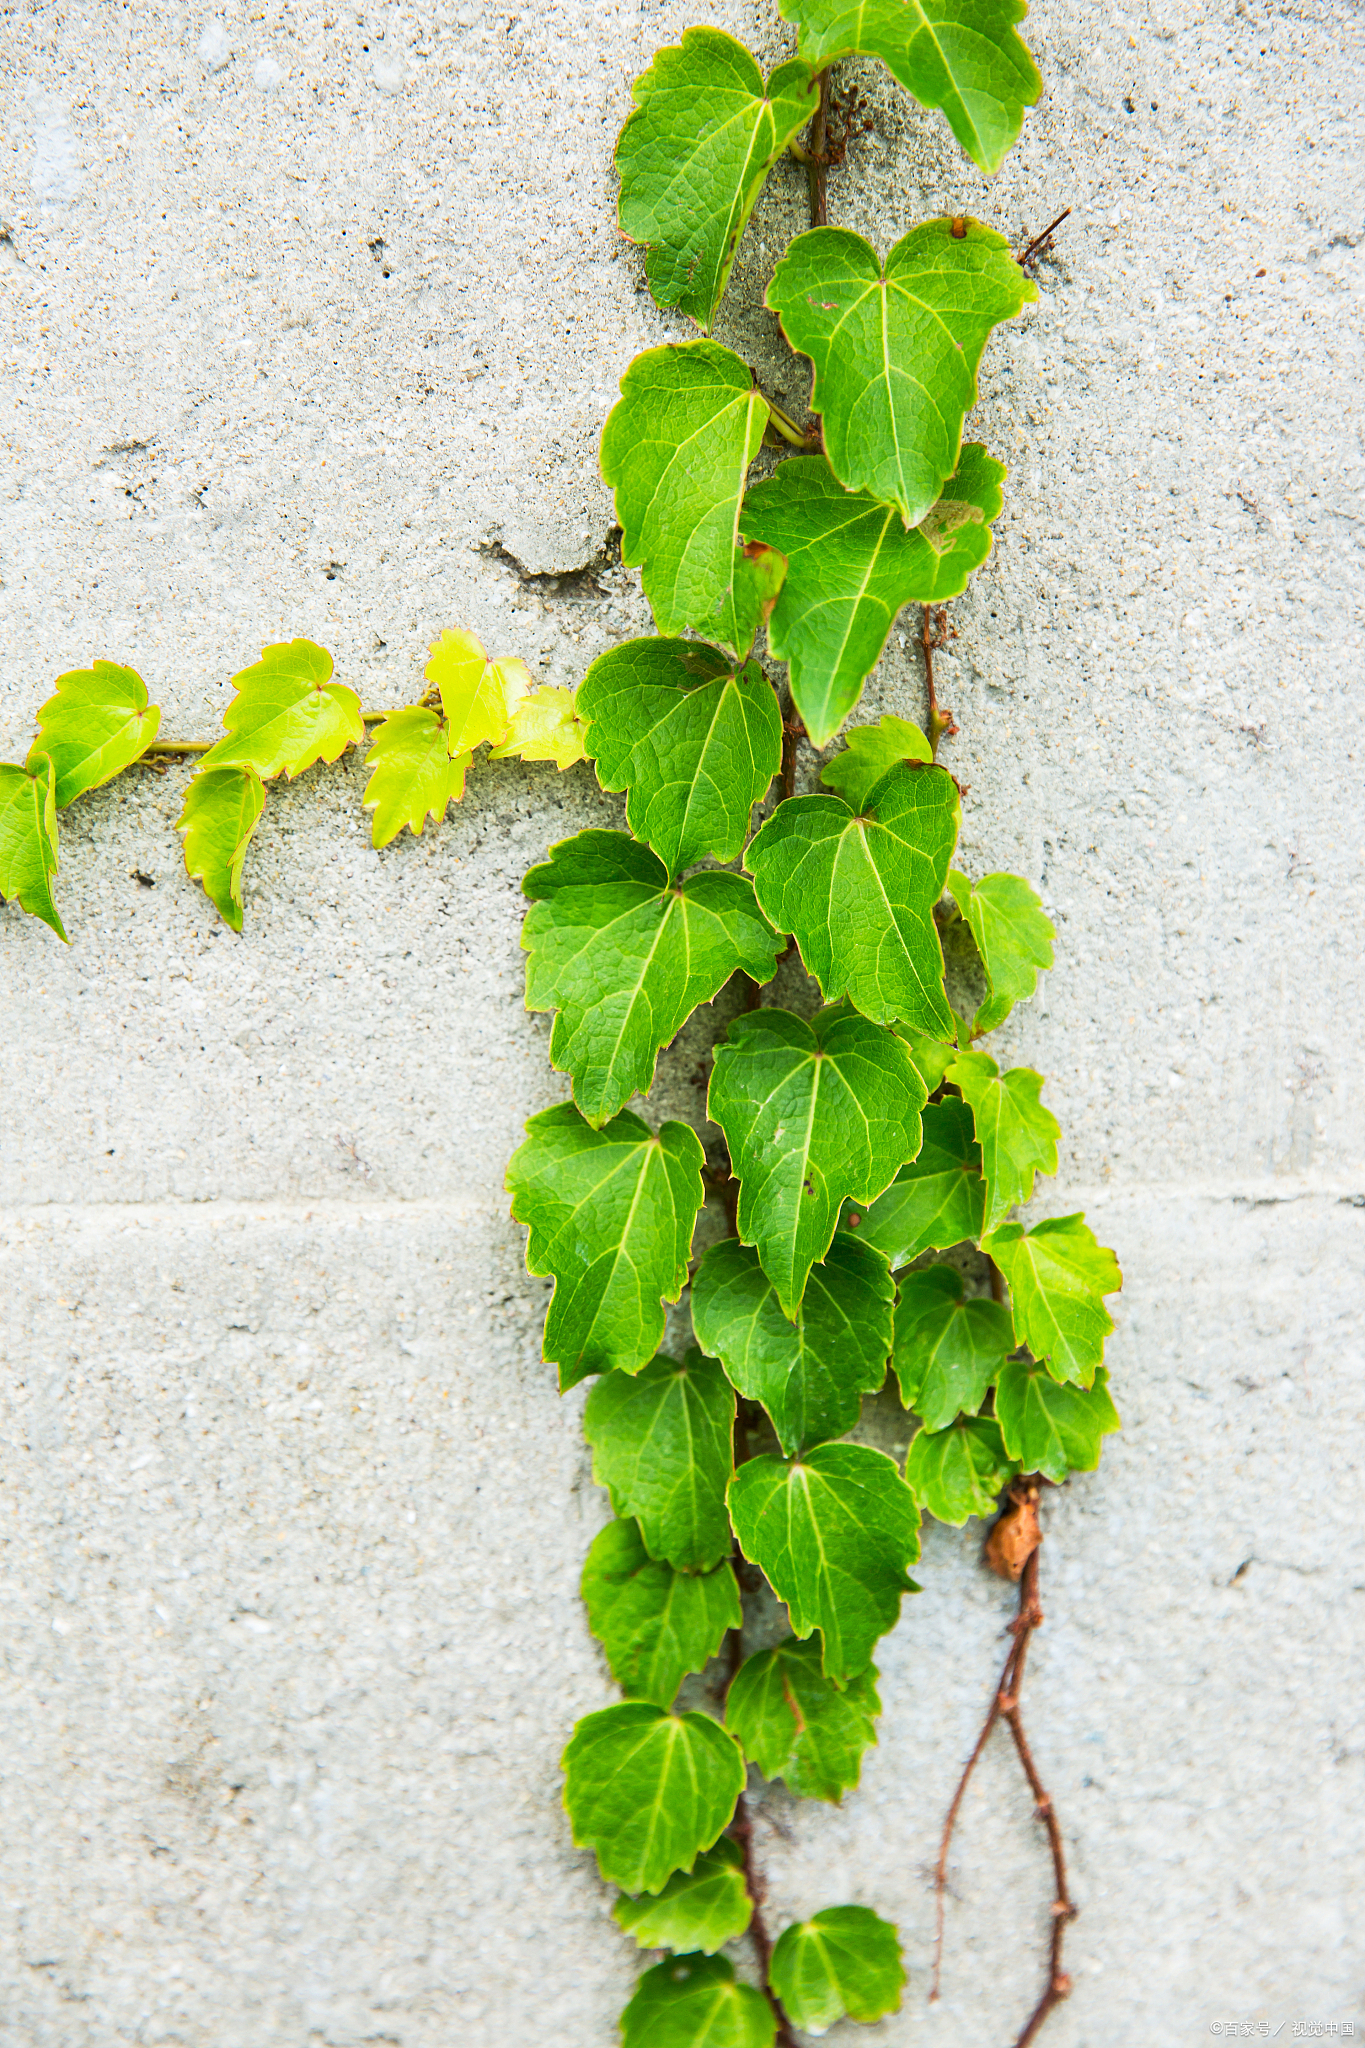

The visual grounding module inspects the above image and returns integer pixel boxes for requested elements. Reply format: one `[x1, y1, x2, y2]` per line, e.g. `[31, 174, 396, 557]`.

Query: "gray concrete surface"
[1, 0, 1362, 2042]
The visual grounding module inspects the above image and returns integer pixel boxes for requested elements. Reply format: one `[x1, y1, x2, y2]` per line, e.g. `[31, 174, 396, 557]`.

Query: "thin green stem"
[137, 711, 402, 762]
[764, 396, 816, 449]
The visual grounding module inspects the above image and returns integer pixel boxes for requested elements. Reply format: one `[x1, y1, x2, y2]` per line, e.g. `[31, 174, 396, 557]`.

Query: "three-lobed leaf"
[947, 1050, 1059, 1232]
[747, 761, 959, 1034]
[486, 683, 588, 770]
[176, 764, 266, 932]
[506, 1103, 704, 1387]
[0, 755, 65, 940]
[947, 868, 1055, 1031]
[769, 1905, 906, 2032]
[842, 1096, 985, 1266]
[820, 713, 930, 812]
[989, 1213, 1121, 1386]
[28, 660, 160, 806]
[691, 1234, 892, 1456]
[617, 28, 819, 329]
[562, 1702, 745, 1894]
[768, 220, 1035, 522]
[602, 342, 773, 653]
[891, 1263, 1015, 1430]
[896, 1025, 959, 1096]
[614, 1840, 753, 1956]
[728, 1442, 920, 1683]
[578, 638, 781, 872]
[741, 446, 1006, 742]
[726, 1636, 880, 1802]
[905, 1414, 1018, 1524]
[584, 1351, 736, 1571]
[708, 1005, 927, 1316]
[522, 830, 781, 1126]
[582, 1517, 740, 1706]
[994, 1359, 1121, 1482]
[361, 706, 472, 849]
[621, 1954, 775, 2048]
[780, 0, 1042, 173]
[201, 639, 364, 780]
[426, 625, 531, 754]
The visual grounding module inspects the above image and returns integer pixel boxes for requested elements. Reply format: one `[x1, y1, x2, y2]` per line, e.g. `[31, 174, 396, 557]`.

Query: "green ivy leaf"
[891, 1264, 1015, 1430]
[994, 1359, 1121, 1482]
[767, 220, 1035, 522]
[578, 638, 782, 873]
[728, 1443, 920, 1683]
[584, 1351, 736, 1571]
[621, 1954, 775, 2048]
[988, 1214, 1121, 1387]
[200, 638, 364, 779]
[946, 1051, 1059, 1233]
[602, 342, 772, 652]
[904, 1415, 1018, 1525]
[741, 447, 1005, 742]
[0, 755, 65, 940]
[426, 626, 531, 753]
[562, 1703, 745, 1894]
[614, 1840, 753, 1956]
[582, 1518, 741, 1707]
[691, 1234, 892, 1456]
[506, 1103, 704, 1388]
[522, 830, 781, 1127]
[361, 706, 472, 849]
[841, 1097, 985, 1265]
[947, 869, 1055, 1032]
[725, 1636, 880, 1801]
[486, 683, 589, 770]
[28, 660, 161, 806]
[820, 714, 930, 812]
[769, 1905, 906, 2031]
[176, 764, 266, 932]
[897, 1026, 959, 1094]
[616, 28, 819, 329]
[746, 763, 959, 1033]
[708, 1006, 927, 1317]
[780, 0, 1042, 173]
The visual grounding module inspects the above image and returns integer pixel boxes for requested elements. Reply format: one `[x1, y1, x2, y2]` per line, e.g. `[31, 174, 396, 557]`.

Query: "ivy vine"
[0, 3, 1124, 2042]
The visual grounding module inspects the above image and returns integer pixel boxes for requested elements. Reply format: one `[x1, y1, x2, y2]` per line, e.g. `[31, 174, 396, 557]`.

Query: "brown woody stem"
[930, 1535, 1076, 2047]
[1016, 207, 1072, 269]
[921, 604, 958, 757]
[723, 1420, 798, 2048]
[806, 71, 830, 227]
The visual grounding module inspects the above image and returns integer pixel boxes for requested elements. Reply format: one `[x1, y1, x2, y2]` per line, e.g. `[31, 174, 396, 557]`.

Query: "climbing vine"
[0, 3, 1124, 2041]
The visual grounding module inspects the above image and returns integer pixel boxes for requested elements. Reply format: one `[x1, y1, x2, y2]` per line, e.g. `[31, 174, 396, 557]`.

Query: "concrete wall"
[2, 1, 1362, 2042]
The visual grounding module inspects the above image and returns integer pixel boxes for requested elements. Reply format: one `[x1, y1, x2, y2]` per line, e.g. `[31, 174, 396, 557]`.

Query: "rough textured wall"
[1, 1, 1362, 2043]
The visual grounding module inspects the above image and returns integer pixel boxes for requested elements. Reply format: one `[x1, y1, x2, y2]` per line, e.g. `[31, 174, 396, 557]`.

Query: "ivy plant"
[0, 1, 1121, 2039]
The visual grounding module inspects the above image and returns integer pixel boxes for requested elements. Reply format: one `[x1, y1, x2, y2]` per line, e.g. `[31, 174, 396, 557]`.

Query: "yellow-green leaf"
[28, 660, 161, 805]
[487, 684, 589, 769]
[0, 754, 66, 940]
[362, 706, 473, 849]
[425, 626, 530, 753]
[177, 764, 266, 931]
[201, 639, 363, 780]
